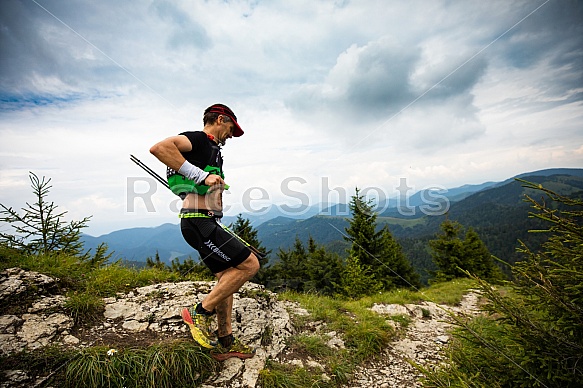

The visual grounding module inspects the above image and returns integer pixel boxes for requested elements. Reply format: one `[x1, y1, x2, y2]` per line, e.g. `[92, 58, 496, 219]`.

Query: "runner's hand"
[205, 174, 225, 187]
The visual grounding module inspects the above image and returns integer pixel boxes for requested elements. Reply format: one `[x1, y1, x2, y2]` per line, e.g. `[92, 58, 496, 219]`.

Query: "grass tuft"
[66, 340, 217, 388]
[64, 291, 105, 323]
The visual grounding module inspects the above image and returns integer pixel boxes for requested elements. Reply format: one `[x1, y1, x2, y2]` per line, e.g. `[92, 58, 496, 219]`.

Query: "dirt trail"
[342, 292, 481, 388]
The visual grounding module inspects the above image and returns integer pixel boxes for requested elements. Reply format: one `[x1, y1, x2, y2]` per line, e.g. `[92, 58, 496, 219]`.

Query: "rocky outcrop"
[0, 268, 73, 357]
[0, 268, 304, 387]
[0, 268, 480, 388]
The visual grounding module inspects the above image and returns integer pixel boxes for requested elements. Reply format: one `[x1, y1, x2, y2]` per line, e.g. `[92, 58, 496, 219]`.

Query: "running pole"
[130, 154, 169, 189]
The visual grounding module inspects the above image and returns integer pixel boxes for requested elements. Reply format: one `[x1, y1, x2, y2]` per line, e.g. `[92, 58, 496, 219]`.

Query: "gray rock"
[0, 315, 23, 335]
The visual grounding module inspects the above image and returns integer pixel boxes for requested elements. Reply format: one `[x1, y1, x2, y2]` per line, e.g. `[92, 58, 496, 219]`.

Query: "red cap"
[204, 104, 244, 137]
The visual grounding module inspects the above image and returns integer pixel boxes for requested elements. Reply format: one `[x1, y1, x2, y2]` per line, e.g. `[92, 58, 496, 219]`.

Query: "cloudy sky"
[1, 0, 582, 236]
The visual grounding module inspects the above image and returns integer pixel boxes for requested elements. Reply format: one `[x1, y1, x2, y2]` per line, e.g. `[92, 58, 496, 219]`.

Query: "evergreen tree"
[170, 256, 213, 278]
[377, 226, 421, 289]
[267, 236, 344, 295]
[341, 254, 382, 298]
[345, 188, 420, 291]
[429, 219, 503, 282]
[146, 251, 166, 270]
[0, 172, 91, 256]
[429, 220, 468, 281]
[345, 188, 378, 268]
[304, 236, 343, 296]
[269, 237, 309, 292]
[463, 227, 504, 281]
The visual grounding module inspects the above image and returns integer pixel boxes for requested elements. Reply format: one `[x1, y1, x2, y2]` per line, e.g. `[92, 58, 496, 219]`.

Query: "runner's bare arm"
[150, 135, 192, 171]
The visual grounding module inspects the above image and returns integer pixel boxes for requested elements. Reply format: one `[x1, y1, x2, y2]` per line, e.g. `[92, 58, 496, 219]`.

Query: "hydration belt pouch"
[168, 165, 225, 197]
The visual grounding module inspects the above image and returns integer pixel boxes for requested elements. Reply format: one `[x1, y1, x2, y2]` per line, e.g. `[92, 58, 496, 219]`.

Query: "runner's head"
[203, 104, 243, 137]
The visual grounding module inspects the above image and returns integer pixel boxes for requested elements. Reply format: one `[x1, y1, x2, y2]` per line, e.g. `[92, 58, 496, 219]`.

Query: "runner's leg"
[201, 253, 259, 313]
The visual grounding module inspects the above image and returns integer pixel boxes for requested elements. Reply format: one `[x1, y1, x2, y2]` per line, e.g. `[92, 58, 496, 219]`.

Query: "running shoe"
[181, 307, 217, 349]
[210, 337, 256, 361]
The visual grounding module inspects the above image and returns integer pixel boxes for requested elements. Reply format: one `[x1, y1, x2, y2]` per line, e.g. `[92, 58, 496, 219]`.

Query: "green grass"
[377, 216, 428, 228]
[0, 345, 75, 387]
[357, 287, 422, 306]
[289, 334, 336, 358]
[417, 316, 518, 388]
[259, 360, 334, 388]
[64, 291, 105, 323]
[84, 264, 178, 296]
[284, 292, 395, 356]
[268, 291, 399, 386]
[417, 278, 478, 305]
[66, 340, 218, 388]
[1, 245, 225, 386]
[0, 250, 93, 288]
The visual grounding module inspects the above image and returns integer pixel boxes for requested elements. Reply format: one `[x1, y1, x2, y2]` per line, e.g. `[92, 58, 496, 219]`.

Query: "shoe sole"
[211, 351, 255, 361]
[181, 308, 215, 349]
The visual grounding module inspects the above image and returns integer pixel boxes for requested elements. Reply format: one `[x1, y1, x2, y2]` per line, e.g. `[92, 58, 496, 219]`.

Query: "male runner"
[150, 103, 259, 360]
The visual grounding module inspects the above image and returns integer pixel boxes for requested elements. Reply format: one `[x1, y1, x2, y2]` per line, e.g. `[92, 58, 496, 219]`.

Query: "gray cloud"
[286, 34, 487, 147]
[494, 1, 583, 98]
[0, 0, 215, 108]
[0, 0, 141, 102]
[286, 37, 420, 123]
[498, 1, 583, 68]
[1, 0, 63, 93]
[416, 57, 489, 101]
[152, 0, 211, 51]
[285, 0, 582, 149]
[342, 39, 419, 113]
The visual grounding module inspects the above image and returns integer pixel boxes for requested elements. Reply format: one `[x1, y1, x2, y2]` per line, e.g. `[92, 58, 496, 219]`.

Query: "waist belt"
[179, 209, 223, 219]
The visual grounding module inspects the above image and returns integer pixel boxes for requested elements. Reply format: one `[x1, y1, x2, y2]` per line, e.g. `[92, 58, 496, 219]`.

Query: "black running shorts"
[180, 217, 252, 274]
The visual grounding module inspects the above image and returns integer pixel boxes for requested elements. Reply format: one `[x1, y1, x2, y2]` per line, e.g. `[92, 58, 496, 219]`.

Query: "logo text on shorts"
[204, 240, 232, 262]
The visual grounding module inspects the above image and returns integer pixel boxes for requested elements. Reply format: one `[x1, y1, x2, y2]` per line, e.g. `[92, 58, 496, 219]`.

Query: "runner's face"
[218, 116, 235, 144]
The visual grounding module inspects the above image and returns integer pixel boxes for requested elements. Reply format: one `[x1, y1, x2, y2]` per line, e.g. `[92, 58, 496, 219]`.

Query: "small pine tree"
[376, 225, 421, 289]
[345, 188, 378, 268]
[463, 227, 504, 281]
[0, 172, 91, 256]
[146, 251, 167, 270]
[429, 219, 503, 282]
[271, 237, 309, 292]
[170, 256, 213, 279]
[340, 254, 382, 298]
[266, 236, 344, 295]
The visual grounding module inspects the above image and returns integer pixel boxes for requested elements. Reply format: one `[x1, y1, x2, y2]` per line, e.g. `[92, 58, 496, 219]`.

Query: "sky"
[1, 0, 582, 237]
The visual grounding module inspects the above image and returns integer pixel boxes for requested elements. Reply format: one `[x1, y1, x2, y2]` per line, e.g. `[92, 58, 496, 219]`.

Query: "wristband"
[178, 160, 209, 185]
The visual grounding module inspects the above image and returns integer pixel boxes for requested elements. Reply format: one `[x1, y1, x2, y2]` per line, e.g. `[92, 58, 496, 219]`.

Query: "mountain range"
[81, 168, 583, 279]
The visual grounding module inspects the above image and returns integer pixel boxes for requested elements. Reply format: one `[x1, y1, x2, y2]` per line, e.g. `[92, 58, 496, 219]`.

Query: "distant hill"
[256, 171, 583, 282]
[81, 168, 583, 277]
